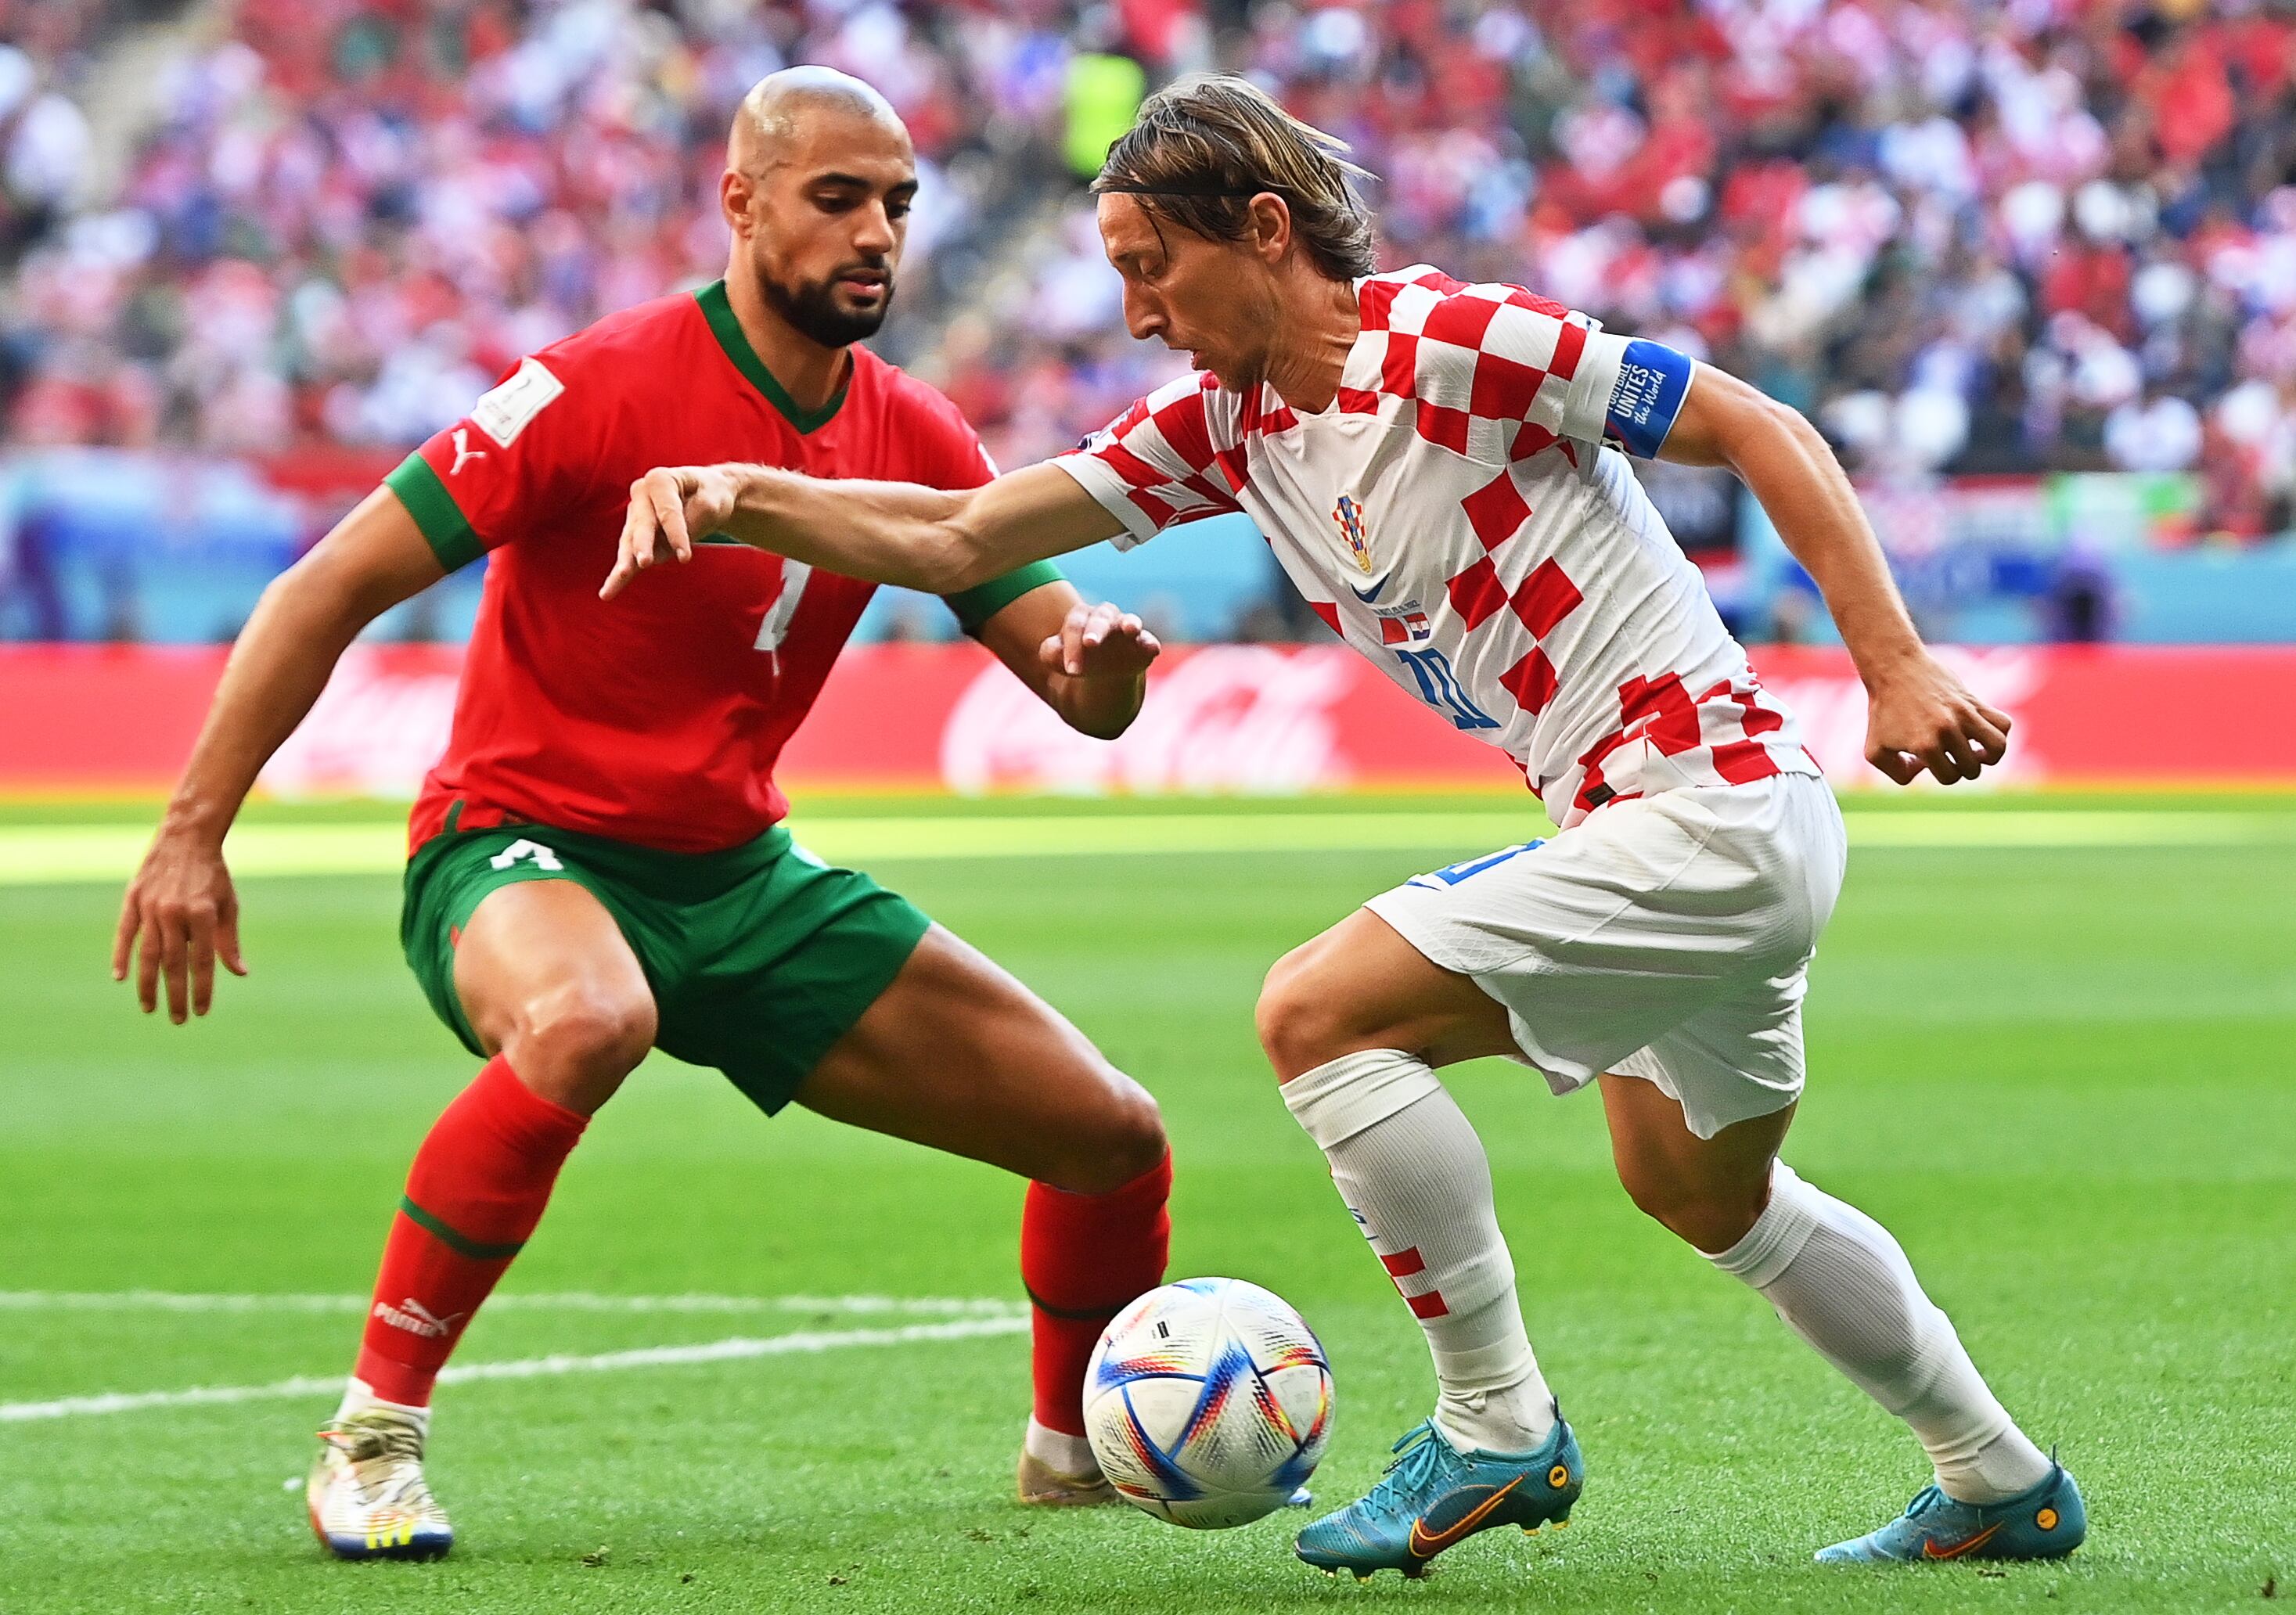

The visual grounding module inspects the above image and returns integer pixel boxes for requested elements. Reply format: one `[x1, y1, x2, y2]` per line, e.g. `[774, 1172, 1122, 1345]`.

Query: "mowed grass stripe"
[2, 807, 2287, 885]
[0, 1315, 1031, 1423]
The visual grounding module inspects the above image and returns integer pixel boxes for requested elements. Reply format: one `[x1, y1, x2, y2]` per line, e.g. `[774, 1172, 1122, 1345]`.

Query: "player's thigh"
[791, 924, 1166, 1194]
[1362, 795, 1831, 1103]
[452, 879, 658, 1112]
[1255, 906, 1520, 1080]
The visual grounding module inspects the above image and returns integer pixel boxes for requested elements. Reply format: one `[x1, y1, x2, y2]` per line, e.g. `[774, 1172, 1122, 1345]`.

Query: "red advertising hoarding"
[3, 642, 2292, 797]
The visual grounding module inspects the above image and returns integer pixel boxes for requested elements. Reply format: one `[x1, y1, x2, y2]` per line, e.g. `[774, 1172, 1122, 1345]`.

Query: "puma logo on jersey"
[449, 428, 488, 475]
[372, 1297, 466, 1339]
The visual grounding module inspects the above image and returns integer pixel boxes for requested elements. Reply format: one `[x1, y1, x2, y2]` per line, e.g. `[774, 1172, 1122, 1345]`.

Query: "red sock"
[1021, 1152, 1172, 1439]
[353, 1056, 588, 1406]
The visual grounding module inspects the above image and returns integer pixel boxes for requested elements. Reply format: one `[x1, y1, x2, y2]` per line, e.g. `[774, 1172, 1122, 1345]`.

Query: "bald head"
[729, 67, 908, 174]
[719, 67, 917, 353]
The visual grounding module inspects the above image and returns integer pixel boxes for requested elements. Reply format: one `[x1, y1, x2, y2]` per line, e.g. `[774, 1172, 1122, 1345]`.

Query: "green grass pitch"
[2, 792, 2291, 1613]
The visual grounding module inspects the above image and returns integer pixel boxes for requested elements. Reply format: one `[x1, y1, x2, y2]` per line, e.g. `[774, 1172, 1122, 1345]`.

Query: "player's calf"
[1260, 915, 1558, 1456]
[1704, 1157, 2064, 1521]
[1018, 1148, 1171, 1502]
[786, 926, 1175, 1502]
[1009, 1066, 1166, 1493]
[354, 1056, 590, 1405]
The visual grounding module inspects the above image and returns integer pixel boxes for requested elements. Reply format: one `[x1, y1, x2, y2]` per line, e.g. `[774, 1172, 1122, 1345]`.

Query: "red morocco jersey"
[385, 280, 1043, 854]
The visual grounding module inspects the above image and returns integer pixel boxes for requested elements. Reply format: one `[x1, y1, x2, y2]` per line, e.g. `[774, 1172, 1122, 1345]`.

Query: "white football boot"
[306, 1402, 454, 1560]
[1017, 1418, 1118, 1506]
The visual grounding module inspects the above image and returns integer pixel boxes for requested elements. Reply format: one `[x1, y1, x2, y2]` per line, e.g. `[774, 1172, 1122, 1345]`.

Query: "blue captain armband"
[1605, 339, 1696, 459]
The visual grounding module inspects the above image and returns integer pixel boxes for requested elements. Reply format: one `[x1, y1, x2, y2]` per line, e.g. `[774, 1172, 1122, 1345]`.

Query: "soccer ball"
[1082, 1277, 1333, 1529]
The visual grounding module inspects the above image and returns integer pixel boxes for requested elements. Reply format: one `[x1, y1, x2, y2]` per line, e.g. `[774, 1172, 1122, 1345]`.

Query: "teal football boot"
[1816, 1462, 2085, 1564]
[1295, 1416, 1582, 1581]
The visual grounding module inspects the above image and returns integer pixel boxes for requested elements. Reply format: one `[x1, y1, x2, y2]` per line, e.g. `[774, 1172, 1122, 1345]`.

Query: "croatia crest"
[1332, 494, 1374, 574]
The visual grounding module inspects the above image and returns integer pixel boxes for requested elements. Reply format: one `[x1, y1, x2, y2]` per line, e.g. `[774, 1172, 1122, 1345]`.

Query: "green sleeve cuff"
[385, 452, 485, 573]
[943, 559, 1066, 634]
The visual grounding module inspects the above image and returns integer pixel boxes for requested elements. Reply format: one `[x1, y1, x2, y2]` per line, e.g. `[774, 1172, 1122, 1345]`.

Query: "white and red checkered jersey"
[1053, 264, 1819, 829]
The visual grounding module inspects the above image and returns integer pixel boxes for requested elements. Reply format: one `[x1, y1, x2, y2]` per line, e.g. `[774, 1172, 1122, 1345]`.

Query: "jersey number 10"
[1393, 646, 1499, 731]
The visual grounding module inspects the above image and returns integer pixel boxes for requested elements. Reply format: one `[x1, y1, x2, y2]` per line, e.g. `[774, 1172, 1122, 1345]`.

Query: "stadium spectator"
[2, 0, 2294, 548]
[931, 0, 2296, 534]
[2, 0, 1107, 456]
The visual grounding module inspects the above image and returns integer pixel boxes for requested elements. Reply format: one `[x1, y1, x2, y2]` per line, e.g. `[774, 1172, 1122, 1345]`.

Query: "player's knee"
[506, 982, 657, 1106]
[1255, 945, 1351, 1078]
[1618, 1165, 1765, 1254]
[1055, 1077, 1168, 1196]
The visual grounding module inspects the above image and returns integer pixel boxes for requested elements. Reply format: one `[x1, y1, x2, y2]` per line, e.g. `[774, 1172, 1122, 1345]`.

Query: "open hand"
[1866, 654, 2011, 785]
[113, 825, 246, 1023]
[600, 466, 742, 599]
[1039, 600, 1161, 679]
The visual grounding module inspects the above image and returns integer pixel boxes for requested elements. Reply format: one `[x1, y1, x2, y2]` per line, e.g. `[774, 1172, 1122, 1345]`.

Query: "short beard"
[758, 267, 893, 348]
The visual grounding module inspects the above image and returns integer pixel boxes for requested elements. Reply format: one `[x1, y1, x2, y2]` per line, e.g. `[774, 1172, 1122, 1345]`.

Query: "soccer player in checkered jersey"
[610, 76, 2086, 1574]
[113, 71, 1187, 1559]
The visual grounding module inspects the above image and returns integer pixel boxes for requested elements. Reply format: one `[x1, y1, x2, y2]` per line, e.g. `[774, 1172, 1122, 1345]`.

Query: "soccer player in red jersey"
[113, 70, 1173, 1559]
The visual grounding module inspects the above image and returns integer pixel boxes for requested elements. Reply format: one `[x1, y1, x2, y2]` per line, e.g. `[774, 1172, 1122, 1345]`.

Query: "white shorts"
[1362, 775, 1847, 1139]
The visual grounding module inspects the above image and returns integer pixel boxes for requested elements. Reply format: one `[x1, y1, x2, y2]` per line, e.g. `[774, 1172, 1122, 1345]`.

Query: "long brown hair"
[1094, 74, 1378, 281]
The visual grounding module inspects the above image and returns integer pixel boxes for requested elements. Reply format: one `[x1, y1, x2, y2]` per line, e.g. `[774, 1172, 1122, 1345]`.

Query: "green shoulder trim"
[694, 279, 848, 434]
[385, 453, 485, 573]
[944, 559, 1067, 635]
[398, 1194, 525, 1261]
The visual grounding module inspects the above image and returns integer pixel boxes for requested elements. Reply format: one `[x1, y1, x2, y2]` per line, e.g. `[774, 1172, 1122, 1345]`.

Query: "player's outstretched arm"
[1660, 365, 2010, 785]
[113, 489, 446, 1023]
[603, 460, 1125, 606]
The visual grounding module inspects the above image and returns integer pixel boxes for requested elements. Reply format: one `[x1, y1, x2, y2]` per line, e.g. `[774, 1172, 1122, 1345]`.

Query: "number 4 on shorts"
[489, 839, 564, 872]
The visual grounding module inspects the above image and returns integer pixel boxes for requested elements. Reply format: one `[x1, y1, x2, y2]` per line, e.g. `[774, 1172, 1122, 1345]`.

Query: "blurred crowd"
[0, 0, 1107, 455]
[1, 0, 2293, 545]
[945, 0, 2296, 541]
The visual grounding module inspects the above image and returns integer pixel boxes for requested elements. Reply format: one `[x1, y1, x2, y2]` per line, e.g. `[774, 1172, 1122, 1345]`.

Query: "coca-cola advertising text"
[2, 642, 2292, 798]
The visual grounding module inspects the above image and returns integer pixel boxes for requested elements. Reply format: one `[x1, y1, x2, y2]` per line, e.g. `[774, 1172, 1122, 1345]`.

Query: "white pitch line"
[0, 1315, 1029, 1423]
[0, 1289, 1021, 1318]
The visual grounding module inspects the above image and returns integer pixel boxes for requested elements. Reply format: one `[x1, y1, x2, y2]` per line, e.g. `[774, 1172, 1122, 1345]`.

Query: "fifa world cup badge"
[1333, 494, 1374, 574]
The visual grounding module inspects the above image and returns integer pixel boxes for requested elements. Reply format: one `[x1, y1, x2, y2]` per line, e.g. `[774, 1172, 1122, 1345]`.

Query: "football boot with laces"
[1294, 1415, 1581, 1580]
[1816, 1462, 2085, 1564]
[306, 1407, 454, 1561]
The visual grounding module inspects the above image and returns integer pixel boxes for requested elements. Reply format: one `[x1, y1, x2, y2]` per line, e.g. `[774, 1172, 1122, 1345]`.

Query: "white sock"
[1024, 1417, 1098, 1477]
[1709, 1163, 2052, 1504]
[1283, 1049, 1555, 1455]
[334, 1376, 431, 1434]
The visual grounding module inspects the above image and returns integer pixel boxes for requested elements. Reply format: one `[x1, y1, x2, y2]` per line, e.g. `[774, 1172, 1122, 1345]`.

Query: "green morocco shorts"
[401, 818, 932, 1115]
